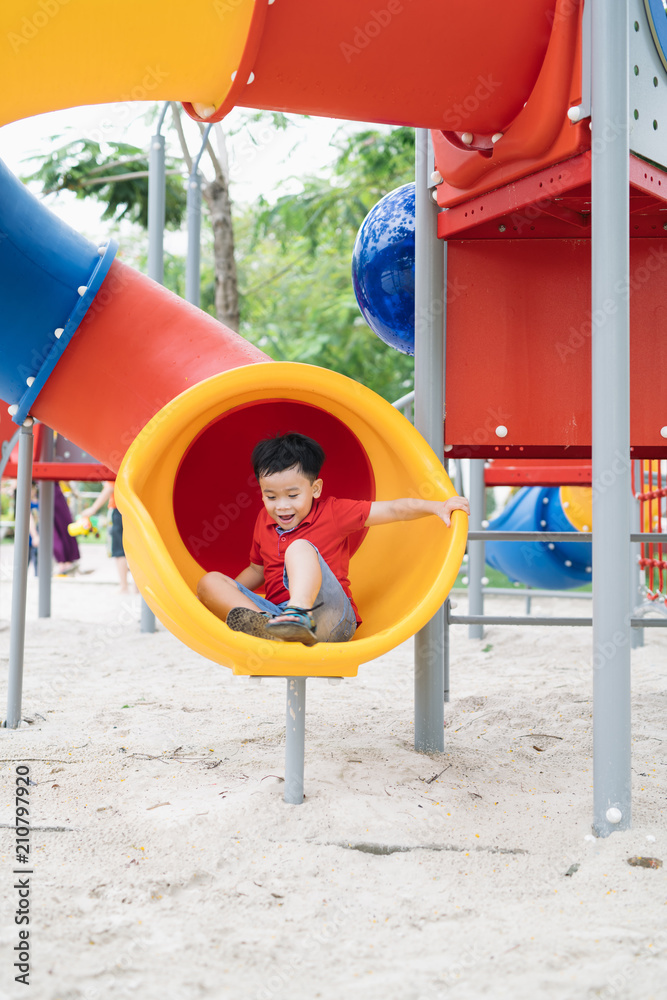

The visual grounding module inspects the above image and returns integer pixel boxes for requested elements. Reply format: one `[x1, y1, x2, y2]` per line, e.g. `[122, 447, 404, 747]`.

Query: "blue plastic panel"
[485, 486, 592, 590]
[0, 157, 117, 423]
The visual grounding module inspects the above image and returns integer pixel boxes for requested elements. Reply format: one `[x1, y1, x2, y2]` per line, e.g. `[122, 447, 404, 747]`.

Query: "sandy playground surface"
[0, 541, 666, 1000]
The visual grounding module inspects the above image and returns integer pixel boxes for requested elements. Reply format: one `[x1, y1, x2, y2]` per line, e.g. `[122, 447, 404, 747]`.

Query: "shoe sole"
[226, 608, 284, 641]
[265, 621, 318, 646]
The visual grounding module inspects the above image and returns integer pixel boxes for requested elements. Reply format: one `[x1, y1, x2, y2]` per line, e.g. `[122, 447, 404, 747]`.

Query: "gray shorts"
[235, 543, 357, 643]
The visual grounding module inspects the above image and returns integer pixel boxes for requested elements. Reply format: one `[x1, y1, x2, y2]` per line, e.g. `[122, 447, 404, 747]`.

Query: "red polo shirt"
[249, 496, 372, 623]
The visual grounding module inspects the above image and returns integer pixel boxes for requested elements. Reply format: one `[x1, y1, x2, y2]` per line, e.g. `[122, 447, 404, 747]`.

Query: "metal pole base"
[415, 606, 445, 752]
[140, 598, 156, 633]
[6, 421, 34, 729]
[38, 426, 54, 619]
[284, 677, 306, 804]
[468, 460, 486, 640]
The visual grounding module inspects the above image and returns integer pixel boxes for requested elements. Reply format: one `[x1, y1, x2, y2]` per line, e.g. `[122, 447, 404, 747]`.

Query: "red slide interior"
[173, 400, 375, 579]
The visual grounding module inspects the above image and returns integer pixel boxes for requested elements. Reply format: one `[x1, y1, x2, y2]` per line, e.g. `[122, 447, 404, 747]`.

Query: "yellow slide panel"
[0, 0, 265, 126]
[115, 364, 468, 678]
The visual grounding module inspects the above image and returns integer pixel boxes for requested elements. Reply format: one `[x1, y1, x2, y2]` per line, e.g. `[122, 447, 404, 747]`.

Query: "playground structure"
[633, 459, 667, 611]
[0, 408, 115, 619]
[484, 484, 593, 591]
[482, 461, 666, 617]
[1, 0, 666, 824]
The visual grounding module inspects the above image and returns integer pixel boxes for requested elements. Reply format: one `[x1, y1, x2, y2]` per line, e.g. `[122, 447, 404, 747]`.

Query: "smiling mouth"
[278, 514, 295, 524]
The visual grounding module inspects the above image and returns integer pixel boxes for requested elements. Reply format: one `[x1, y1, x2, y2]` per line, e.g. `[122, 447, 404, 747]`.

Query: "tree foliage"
[23, 122, 418, 402]
[236, 126, 416, 401]
[252, 127, 414, 254]
[23, 138, 186, 229]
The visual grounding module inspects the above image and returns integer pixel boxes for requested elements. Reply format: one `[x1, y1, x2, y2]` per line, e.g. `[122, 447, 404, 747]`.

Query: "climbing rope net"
[633, 459, 667, 606]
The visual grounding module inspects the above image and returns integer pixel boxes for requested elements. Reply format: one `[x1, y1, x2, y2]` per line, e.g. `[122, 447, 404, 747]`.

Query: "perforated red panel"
[172, 400, 375, 577]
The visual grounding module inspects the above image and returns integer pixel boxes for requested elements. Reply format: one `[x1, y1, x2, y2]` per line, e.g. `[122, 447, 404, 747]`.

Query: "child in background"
[80, 481, 131, 593]
[197, 432, 469, 645]
[53, 482, 80, 575]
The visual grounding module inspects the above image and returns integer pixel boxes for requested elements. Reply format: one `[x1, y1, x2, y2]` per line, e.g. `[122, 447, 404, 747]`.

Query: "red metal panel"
[438, 154, 667, 241]
[2, 463, 114, 481]
[445, 238, 667, 455]
[438, 153, 592, 239]
[484, 459, 592, 486]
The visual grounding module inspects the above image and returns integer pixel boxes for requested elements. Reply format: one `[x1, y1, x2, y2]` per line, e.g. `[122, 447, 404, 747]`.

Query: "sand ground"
[0, 542, 665, 1000]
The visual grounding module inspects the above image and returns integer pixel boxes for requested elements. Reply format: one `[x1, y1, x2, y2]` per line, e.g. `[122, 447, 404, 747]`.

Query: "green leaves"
[237, 126, 416, 400]
[22, 138, 186, 229]
[22, 119, 418, 402]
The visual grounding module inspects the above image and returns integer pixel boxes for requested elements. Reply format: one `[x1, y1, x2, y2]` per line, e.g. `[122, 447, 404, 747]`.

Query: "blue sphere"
[352, 182, 415, 355]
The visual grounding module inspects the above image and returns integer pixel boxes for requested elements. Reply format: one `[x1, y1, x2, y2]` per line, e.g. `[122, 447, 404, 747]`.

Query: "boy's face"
[258, 466, 322, 531]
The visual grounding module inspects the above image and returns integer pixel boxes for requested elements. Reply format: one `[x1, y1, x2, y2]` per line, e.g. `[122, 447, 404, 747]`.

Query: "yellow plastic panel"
[0, 0, 264, 126]
[560, 486, 592, 532]
[116, 363, 468, 677]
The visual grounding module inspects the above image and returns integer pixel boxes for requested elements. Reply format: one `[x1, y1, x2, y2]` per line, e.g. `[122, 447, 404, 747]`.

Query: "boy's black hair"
[252, 433, 325, 483]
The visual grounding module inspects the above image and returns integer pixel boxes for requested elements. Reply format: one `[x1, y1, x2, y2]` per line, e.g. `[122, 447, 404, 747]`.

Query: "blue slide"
[485, 487, 592, 590]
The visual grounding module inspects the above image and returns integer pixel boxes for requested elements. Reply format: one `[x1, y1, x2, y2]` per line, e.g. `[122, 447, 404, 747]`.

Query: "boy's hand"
[438, 496, 471, 526]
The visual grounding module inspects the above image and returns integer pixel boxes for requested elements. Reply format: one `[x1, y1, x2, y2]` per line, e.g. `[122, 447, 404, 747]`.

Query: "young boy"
[197, 433, 470, 646]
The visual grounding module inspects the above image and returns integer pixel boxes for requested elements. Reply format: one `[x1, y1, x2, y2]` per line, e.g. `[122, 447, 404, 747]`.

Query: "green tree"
[237, 126, 416, 400]
[22, 110, 242, 327]
[23, 107, 295, 332]
[23, 138, 186, 229]
[23, 119, 418, 401]
[253, 126, 414, 252]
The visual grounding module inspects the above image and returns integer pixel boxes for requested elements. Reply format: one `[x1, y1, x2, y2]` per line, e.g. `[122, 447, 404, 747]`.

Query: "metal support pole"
[185, 172, 202, 307]
[138, 598, 155, 634]
[185, 124, 212, 309]
[0, 427, 20, 624]
[591, 0, 631, 837]
[147, 105, 168, 286]
[147, 147, 165, 282]
[414, 129, 445, 752]
[5, 420, 34, 729]
[140, 109, 169, 635]
[443, 598, 450, 703]
[284, 677, 306, 804]
[468, 460, 485, 639]
[630, 460, 644, 649]
[38, 426, 54, 617]
[454, 459, 464, 498]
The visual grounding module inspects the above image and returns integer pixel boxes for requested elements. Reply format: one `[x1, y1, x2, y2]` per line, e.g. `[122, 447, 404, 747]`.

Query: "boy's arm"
[365, 496, 470, 527]
[236, 562, 265, 590]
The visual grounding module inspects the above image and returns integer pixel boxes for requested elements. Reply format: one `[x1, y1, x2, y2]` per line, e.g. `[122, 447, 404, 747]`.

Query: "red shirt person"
[250, 495, 371, 624]
[197, 433, 470, 646]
